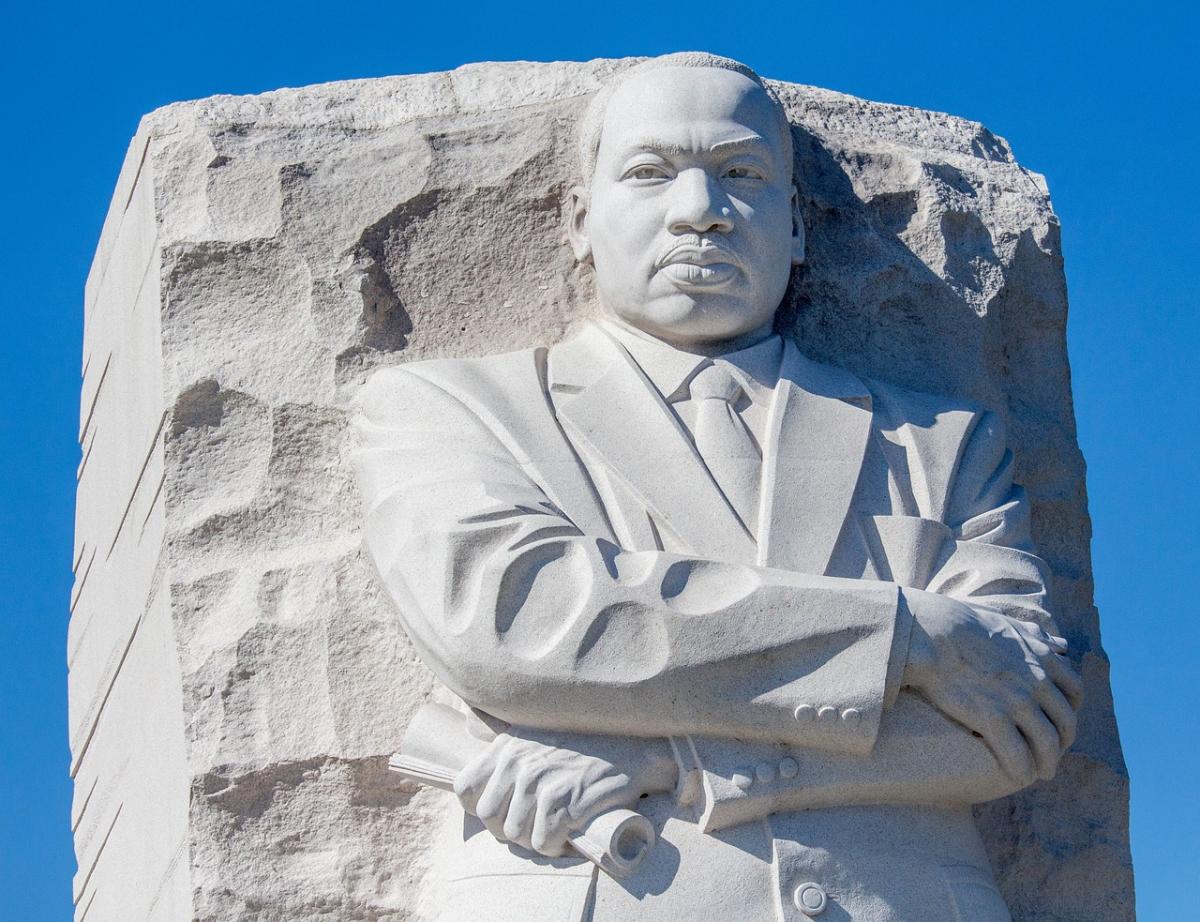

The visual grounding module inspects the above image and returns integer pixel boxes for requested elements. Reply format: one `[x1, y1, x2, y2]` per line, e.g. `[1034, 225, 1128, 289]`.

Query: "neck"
[603, 315, 776, 358]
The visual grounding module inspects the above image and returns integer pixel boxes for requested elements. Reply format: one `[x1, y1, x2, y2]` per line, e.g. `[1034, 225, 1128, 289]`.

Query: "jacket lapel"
[759, 340, 874, 574]
[551, 324, 757, 562]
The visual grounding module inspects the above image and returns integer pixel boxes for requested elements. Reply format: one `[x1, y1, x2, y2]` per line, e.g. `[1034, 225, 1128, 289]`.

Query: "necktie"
[688, 362, 761, 533]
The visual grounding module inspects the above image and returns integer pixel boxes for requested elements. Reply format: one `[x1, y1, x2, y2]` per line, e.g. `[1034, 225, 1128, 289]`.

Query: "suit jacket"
[354, 322, 1051, 921]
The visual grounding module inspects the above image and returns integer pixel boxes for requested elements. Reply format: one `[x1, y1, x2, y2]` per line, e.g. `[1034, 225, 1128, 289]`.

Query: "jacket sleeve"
[681, 408, 1050, 825]
[353, 365, 912, 754]
[924, 410, 1054, 630]
[675, 692, 1023, 832]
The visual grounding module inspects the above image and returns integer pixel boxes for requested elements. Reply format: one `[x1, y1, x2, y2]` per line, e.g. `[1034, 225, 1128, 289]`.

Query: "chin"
[603, 287, 775, 345]
[653, 299, 772, 346]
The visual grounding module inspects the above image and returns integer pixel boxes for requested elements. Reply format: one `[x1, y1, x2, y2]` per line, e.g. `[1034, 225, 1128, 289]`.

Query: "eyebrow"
[619, 135, 771, 158]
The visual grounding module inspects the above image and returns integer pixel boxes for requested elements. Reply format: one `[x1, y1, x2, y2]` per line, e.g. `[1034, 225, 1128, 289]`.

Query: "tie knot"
[688, 362, 743, 404]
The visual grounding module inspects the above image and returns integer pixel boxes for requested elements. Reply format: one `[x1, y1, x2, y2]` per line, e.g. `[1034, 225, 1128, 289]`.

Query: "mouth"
[656, 242, 742, 289]
[658, 262, 740, 287]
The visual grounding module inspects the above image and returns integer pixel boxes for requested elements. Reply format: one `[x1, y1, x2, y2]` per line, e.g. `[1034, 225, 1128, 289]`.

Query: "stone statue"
[353, 52, 1083, 922]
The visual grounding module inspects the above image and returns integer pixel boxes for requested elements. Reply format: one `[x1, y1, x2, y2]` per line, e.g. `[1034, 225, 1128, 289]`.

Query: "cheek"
[596, 189, 661, 236]
[591, 200, 660, 270]
[742, 195, 793, 233]
[742, 201, 796, 258]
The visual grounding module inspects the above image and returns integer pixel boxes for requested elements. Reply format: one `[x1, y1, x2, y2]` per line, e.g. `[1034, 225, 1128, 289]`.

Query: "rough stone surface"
[70, 58, 1132, 921]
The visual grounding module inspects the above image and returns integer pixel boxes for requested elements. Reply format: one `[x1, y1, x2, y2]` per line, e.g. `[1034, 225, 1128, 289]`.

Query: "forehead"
[599, 67, 782, 156]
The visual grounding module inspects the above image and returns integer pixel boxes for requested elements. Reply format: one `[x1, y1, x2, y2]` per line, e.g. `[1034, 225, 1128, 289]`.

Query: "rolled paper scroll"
[388, 702, 656, 879]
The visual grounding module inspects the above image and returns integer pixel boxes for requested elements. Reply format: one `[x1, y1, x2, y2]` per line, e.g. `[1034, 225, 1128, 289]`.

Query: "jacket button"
[732, 769, 754, 790]
[779, 757, 799, 779]
[755, 761, 776, 783]
[817, 706, 838, 722]
[794, 704, 817, 721]
[793, 882, 827, 916]
[841, 707, 862, 724]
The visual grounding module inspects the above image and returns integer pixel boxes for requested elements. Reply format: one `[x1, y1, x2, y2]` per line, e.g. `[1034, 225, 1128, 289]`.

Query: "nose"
[666, 168, 734, 235]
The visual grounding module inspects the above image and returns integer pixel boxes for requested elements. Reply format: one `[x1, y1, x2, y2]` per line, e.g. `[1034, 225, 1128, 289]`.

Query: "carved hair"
[576, 52, 795, 183]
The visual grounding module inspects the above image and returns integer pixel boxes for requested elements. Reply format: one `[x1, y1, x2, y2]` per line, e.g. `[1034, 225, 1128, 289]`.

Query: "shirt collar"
[602, 319, 783, 404]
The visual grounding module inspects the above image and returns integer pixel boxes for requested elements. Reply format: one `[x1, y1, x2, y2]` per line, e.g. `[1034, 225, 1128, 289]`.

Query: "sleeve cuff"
[884, 589, 916, 709]
[668, 736, 704, 807]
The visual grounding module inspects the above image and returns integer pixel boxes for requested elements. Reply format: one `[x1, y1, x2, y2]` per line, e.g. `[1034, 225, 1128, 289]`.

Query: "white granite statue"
[353, 52, 1083, 922]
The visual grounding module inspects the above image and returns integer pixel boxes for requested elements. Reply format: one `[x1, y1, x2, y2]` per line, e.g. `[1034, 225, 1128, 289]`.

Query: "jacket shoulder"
[863, 374, 991, 436]
[862, 375, 1011, 522]
[370, 346, 543, 394]
[357, 347, 544, 419]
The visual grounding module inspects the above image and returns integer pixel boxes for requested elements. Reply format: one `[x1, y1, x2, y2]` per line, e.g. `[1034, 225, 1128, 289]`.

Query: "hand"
[902, 591, 1084, 786]
[453, 732, 677, 858]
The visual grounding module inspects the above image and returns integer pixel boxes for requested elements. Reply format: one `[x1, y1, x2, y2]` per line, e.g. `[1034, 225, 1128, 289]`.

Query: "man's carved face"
[570, 66, 803, 348]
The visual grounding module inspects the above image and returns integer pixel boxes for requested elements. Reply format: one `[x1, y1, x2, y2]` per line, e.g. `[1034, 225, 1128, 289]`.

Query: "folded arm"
[684, 409, 1083, 824]
[354, 366, 913, 754]
[363, 369, 1083, 848]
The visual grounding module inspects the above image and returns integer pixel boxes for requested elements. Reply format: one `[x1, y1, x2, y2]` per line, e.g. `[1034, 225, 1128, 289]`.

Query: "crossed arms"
[354, 364, 1082, 854]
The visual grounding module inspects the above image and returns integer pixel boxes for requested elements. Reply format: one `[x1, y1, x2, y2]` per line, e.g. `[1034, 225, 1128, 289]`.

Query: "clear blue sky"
[1, 1, 1195, 918]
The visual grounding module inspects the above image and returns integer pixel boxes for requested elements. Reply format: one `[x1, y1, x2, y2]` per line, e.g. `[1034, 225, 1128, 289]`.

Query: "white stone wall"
[71, 132, 191, 922]
[70, 59, 1133, 921]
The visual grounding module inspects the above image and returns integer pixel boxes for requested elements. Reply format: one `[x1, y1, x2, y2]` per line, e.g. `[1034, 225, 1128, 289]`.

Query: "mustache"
[654, 237, 743, 270]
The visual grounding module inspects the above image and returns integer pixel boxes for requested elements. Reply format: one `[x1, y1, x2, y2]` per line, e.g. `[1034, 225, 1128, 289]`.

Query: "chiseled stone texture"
[71, 58, 1132, 921]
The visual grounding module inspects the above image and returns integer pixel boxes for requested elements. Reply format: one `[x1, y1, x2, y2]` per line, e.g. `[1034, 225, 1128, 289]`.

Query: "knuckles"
[454, 737, 608, 856]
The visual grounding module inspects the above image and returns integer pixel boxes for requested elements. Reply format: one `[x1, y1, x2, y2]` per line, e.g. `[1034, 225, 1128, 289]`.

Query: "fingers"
[475, 765, 518, 843]
[454, 744, 501, 815]
[984, 710, 1037, 786]
[930, 687, 1036, 786]
[477, 768, 571, 857]
[930, 670, 1070, 784]
[529, 774, 635, 856]
[1007, 619, 1071, 663]
[1035, 681, 1078, 753]
[1007, 621, 1083, 707]
[501, 774, 539, 850]
[570, 774, 635, 823]
[1010, 698, 1061, 781]
[1006, 617, 1053, 645]
[452, 734, 647, 859]
[1043, 653, 1085, 711]
[531, 789, 572, 857]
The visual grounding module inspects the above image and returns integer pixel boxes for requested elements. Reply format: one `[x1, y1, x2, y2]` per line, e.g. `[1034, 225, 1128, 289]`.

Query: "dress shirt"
[602, 319, 784, 453]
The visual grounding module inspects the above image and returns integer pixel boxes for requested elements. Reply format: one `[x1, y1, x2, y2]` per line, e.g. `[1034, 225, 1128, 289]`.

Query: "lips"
[656, 242, 742, 288]
[659, 262, 739, 286]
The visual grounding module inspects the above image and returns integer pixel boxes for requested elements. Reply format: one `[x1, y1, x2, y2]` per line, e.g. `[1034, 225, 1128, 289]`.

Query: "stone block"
[69, 58, 1132, 921]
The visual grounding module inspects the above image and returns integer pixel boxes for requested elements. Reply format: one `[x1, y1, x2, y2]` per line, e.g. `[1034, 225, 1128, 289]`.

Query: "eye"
[724, 165, 764, 181]
[623, 163, 670, 182]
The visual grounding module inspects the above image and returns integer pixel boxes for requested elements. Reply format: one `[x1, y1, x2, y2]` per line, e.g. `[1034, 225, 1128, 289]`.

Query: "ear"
[790, 188, 806, 266]
[567, 185, 592, 264]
